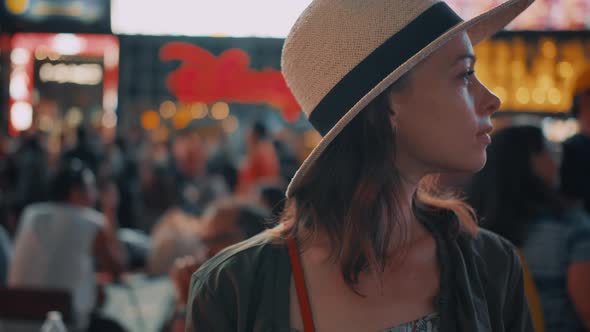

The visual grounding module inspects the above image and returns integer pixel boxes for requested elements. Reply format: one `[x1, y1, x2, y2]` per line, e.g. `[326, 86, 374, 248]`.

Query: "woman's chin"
[442, 155, 487, 174]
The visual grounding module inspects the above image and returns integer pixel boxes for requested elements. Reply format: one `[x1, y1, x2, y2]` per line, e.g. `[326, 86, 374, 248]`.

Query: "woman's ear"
[387, 92, 403, 128]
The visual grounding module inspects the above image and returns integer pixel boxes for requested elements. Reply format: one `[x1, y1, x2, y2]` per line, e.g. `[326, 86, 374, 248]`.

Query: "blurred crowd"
[0, 120, 299, 331]
[0, 72, 589, 331]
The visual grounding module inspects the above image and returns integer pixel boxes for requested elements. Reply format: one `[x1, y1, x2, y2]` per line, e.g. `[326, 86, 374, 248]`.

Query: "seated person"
[8, 159, 126, 331]
[167, 198, 270, 332]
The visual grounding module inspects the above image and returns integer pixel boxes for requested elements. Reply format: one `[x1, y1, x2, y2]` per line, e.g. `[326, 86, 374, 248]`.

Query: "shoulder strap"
[287, 237, 316, 332]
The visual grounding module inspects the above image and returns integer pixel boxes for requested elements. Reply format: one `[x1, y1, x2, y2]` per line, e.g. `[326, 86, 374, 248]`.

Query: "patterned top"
[291, 312, 439, 332]
[383, 313, 439, 332]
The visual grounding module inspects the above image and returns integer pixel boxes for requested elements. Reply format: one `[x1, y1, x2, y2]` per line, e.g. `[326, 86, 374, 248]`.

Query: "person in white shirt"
[8, 159, 126, 331]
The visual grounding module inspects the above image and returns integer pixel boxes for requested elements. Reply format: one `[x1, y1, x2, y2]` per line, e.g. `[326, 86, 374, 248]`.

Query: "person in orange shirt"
[236, 121, 280, 195]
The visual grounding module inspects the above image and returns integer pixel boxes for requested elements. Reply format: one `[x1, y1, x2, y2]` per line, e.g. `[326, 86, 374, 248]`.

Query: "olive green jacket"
[187, 214, 533, 332]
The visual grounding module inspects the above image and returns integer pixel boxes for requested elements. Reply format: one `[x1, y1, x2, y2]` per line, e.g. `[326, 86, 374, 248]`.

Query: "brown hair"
[272, 76, 478, 290]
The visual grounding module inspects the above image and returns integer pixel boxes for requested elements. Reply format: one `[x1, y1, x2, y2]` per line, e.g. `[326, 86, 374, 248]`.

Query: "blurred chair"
[0, 287, 72, 332]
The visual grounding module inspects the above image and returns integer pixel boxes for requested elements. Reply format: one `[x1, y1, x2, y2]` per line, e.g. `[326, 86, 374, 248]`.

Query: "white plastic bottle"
[40, 311, 67, 332]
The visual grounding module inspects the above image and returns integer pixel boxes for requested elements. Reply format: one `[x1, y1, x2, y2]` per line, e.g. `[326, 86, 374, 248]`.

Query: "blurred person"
[61, 126, 102, 174]
[136, 143, 178, 233]
[273, 133, 301, 183]
[172, 130, 228, 216]
[96, 137, 141, 230]
[561, 67, 590, 214]
[207, 134, 240, 192]
[196, 199, 270, 258]
[187, 1, 535, 331]
[0, 135, 19, 235]
[147, 208, 206, 275]
[0, 135, 18, 197]
[167, 199, 270, 332]
[256, 184, 286, 224]
[8, 159, 127, 331]
[0, 223, 11, 286]
[112, 135, 141, 230]
[13, 133, 48, 216]
[236, 121, 280, 195]
[466, 125, 590, 332]
[97, 173, 148, 271]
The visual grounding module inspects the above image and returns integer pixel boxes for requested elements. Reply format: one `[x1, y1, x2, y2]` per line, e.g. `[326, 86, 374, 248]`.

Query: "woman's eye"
[462, 70, 475, 83]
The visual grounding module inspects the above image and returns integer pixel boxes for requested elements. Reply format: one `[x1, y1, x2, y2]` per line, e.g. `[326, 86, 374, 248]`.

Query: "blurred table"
[100, 274, 175, 332]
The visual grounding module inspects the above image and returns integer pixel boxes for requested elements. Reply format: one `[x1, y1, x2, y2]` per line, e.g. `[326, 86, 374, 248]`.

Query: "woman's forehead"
[423, 32, 475, 68]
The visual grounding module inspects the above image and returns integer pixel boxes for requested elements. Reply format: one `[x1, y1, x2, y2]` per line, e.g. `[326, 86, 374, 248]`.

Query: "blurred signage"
[474, 31, 590, 114]
[0, 0, 111, 33]
[160, 42, 300, 121]
[446, 0, 590, 30]
[39, 62, 102, 85]
[7, 33, 119, 135]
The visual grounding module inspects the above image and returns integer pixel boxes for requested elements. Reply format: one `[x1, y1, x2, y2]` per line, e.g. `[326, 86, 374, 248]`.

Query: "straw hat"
[282, 0, 534, 198]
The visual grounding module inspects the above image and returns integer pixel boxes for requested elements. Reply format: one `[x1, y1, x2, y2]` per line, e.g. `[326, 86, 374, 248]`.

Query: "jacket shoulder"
[194, 232, 283, 288]
[186, 232, 288, 331]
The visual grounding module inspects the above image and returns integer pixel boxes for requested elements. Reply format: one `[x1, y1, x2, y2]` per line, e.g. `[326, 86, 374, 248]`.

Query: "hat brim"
[286, 0, 534, 198]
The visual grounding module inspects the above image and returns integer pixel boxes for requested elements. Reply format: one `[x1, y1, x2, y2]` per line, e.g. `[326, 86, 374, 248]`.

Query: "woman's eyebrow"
[454, 54, 476, 65]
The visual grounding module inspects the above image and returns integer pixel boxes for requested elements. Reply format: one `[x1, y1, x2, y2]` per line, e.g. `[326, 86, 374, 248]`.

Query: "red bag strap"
[287, 237, 316, 332]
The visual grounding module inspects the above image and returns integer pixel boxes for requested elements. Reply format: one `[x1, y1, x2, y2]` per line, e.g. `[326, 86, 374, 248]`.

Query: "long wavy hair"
[271, 76, 478, 290]
[465, 125, 565, 247]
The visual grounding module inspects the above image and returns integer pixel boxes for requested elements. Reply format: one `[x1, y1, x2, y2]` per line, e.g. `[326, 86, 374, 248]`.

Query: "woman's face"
[389, 32, 500, 178]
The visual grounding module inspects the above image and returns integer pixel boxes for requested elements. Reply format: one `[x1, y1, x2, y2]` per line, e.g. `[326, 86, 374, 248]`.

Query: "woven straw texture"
[282, 0, 535, 197]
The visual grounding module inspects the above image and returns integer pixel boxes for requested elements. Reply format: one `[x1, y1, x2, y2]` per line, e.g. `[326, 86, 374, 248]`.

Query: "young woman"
[466, 125, 590, 331]
[186, 0, 536, 331]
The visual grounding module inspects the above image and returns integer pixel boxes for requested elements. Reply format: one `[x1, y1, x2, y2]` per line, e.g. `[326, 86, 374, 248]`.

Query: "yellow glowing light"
[52, 34, 83, 56]
[141, 110, 160, 130]
[9, 72, 29, 100]
[10, 48, 30, 65]
[541, 40, 557, 59]
[542, 118, 580, 142]
[10, 102, 33, 131]
[5, 0, 28, 15]
[65, 107, 83, 128]
[558, 61, 574, 78]
[190, 103, 208, 119]
[516, 87, 530, 104]
[548, 88, 561, 105]
[537, 75, 552, 89]
[39, 63, 103, 85]
[511, 61, 525, 77]
[532, 88, 546, 105]
[34, 46, 49, 61]
[173, 107, 192, 129]
[160, 101, 176, 119]
[211, 102, 230, 120]
[222, 115, 239, 134]
[48, 52, 61, 61]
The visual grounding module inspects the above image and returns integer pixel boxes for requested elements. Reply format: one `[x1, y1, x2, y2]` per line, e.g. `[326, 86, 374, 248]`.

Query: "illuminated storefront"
[475, 32, 590, 115]
[7, 33, 119, 137]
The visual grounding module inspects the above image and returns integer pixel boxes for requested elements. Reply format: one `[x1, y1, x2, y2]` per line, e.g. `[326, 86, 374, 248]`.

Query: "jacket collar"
[423, 210, 493, 332]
